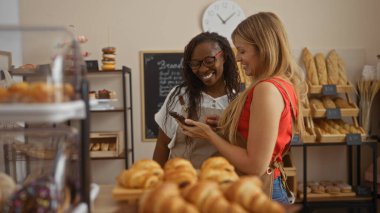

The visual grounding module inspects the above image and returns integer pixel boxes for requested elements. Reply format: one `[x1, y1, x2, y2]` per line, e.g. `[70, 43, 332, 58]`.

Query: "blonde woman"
[180, 12, 306, 203]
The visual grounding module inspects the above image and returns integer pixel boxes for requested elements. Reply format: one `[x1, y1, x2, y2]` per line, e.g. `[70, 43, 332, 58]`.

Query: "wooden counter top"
[93, 185, 137, 213]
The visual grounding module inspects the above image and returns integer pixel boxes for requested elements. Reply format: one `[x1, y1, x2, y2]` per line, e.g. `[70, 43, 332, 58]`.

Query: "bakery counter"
[93, 185, 137, 213]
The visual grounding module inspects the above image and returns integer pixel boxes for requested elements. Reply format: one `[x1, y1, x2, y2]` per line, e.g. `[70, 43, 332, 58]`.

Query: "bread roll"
[302, 48, 319, 85]
[326, 50, 340, 84]
[314, 53, 328, 85]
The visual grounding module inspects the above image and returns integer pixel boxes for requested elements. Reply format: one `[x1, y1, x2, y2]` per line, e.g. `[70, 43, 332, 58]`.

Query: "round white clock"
[202, 0, 246, 41]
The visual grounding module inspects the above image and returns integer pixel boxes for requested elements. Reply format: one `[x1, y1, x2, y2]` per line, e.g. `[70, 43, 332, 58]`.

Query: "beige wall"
[19, 0, 380, 184]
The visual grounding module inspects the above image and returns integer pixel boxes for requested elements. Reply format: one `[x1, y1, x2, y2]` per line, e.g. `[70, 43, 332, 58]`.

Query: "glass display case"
[0, 26, 91, 212]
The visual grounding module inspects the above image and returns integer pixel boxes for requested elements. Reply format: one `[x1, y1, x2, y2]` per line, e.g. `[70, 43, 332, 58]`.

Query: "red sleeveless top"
[237, 77, 298, 178]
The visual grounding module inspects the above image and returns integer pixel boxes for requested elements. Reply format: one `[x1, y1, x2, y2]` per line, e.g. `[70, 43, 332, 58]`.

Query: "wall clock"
[202, 0, 246, 41]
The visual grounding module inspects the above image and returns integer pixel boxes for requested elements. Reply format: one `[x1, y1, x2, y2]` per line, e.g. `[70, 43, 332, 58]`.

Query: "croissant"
[164, 158, 198, 188]
[132, 159, 162, 170]
[183, 181, 246, 213]
[139, 182, 198, 213]
[200, 156, 235, 172]
[224, 177, 285, 213]
[199, 169, 239, 184]
[118, 168, 163, 189]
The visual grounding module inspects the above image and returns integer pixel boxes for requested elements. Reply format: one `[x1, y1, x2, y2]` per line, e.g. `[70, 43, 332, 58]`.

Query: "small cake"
[97, 89, 110, 99]
[89, 91, 96, 100]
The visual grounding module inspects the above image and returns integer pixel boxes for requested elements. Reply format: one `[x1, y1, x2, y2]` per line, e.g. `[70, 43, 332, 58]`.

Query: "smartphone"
[169, 111, 193, 126]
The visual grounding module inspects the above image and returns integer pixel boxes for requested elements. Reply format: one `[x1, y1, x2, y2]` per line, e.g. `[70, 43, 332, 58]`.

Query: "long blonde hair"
[219, 12, 307, 144]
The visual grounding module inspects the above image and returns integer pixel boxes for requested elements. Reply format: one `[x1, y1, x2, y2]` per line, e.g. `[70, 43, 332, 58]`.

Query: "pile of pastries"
[0, 81, 75, 103]
[117, 157, 285, 213]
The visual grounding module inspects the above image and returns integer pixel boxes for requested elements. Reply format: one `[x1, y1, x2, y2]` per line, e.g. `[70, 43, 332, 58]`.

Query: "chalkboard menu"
[140, 51, 184, 141]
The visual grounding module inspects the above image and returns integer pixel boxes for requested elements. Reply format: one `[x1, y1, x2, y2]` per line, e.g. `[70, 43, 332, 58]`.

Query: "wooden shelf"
[91, 151, 125, 160]
[87, 70, 122, 75]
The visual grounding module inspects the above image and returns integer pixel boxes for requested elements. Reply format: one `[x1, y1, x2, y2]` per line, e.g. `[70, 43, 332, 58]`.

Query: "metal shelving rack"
[86, 66, 134, 168]
[292, 140, 377, 212]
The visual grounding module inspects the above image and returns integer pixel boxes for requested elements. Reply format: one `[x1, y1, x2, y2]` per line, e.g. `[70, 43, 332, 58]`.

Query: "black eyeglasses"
[188, 50, 224, 70]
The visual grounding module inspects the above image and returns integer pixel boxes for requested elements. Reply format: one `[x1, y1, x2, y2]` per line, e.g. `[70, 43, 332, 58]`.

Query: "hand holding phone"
[169, 111, 193, 126]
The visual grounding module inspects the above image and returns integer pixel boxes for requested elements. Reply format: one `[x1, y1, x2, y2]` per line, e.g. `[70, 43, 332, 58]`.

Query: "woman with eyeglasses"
[179, 12, 307, 203]
[153, 32, 241, 169]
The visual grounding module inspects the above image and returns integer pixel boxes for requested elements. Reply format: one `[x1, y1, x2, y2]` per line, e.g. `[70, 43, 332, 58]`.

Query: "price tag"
[322, 84, 337, 95]
[326, 108, 341, 119]
[85, 60, 99, 72]
[346, 133, 362, 145]
[290, 134, 302, 145]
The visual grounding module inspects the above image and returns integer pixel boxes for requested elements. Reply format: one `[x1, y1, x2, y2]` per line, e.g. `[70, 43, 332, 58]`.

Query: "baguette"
[326, 50, 340, 84]
[302, 48, 319, 85]
[314, 53, 328, 85]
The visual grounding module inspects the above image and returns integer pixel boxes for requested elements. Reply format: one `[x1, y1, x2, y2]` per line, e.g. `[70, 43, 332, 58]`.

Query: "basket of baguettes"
[113, 157, 288, 213]
[302, 48, 353, 94]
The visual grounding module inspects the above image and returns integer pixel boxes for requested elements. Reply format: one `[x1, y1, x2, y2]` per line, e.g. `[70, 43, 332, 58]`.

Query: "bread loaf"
[321, 97, 336, 108]
[302, 48, 319, 85]
[314, 53, 328, 85]
[334, 97, 351, 108]
[326, 50, 340, 84]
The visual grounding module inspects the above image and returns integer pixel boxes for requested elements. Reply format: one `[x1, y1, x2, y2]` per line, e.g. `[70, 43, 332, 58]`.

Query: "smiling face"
[233, 36, 261, 77]
[190, 41, 225, 89]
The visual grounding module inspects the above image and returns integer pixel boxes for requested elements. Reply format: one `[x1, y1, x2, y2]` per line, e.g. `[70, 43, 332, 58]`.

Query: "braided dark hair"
[165, 32, 241, 121]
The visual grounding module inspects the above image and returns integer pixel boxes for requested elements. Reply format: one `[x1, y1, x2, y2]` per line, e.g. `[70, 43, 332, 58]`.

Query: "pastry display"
[101, 47, 116, 71]
[0, 81, 75, 103]
[12, 142, 55, 159]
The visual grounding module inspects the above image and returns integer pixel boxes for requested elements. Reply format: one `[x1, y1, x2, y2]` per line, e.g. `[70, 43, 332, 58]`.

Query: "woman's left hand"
[178, 119, 213, 140]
